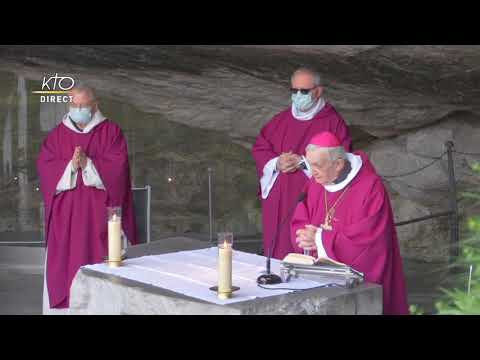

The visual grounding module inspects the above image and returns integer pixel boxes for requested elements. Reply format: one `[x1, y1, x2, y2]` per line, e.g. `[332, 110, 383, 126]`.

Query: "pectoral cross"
[321, 212, 333, 231]
[323, 186, 350, 231]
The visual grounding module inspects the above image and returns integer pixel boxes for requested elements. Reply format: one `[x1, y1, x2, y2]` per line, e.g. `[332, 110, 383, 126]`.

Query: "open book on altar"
[282, 253, 347, 267]
[280, 253, 364, 288]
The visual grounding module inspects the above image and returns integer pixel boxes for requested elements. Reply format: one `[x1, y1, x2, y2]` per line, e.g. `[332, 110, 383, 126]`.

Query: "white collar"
[62, 110, 107, 134]
[291, 97, 326, 121]
[324, 153, 363, 193]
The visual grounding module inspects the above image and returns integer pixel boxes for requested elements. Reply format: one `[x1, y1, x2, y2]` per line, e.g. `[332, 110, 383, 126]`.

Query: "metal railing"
[0, 185, 152, 248]
[384, 141, 479, 263]
[208, 168, 214, 247]
[131, 185, 152, 245]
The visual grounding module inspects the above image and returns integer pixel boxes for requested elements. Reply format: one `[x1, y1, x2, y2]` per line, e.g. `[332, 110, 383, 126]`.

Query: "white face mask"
[69, 106, 93, 125]
[291, 91, 315, 112]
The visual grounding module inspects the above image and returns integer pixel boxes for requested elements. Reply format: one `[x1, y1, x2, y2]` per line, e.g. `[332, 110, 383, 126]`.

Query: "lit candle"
[108, 212, 122, 265]
[218, 240, 232, 294]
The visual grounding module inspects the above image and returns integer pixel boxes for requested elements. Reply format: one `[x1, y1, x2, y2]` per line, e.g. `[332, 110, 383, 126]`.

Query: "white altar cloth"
[83, 248, 332, 305]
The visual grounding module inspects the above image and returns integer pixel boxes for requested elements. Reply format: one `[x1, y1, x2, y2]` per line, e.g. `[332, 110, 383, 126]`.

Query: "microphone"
[257, 191, 307, 285]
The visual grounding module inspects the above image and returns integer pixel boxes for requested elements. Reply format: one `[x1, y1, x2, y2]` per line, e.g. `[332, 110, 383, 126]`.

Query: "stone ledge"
[69, 267, 382, 315]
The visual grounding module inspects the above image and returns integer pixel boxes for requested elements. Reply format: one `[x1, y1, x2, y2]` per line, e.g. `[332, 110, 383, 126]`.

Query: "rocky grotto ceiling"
[0, 45, 479, 261]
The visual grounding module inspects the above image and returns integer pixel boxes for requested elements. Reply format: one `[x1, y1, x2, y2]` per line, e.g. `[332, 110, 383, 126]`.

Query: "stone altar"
[68, 241, 382, 315]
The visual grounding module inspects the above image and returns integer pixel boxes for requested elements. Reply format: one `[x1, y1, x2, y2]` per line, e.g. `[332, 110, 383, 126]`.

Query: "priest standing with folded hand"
[252, 67, 352, 261]
[37, 84, 137, 314]
[290, 131, 409, 315]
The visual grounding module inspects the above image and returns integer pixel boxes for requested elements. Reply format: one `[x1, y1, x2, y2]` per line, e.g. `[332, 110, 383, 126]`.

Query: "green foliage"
[434, 163, 480, 315]
[409, 305, 425, 315]
[434, 244, 480, 315]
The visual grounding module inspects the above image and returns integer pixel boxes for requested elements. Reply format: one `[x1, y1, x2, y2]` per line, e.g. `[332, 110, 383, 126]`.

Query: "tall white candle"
[108, 213, 122, 262]
[218, 240, 232, 293]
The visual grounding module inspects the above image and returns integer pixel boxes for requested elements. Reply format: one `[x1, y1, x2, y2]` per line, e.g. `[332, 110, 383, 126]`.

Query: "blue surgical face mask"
[291, 92, 315, 112]
[69, 106, 92, 125]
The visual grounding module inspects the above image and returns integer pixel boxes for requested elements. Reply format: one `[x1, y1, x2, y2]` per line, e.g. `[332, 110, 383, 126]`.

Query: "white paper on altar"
[83, 248, 333, 305]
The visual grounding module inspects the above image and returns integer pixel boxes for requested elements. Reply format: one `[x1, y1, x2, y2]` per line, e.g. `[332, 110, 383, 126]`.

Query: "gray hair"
[305, 144, 347, 162]
[291, 67, 322, 87]
[70, 83, 98, 103]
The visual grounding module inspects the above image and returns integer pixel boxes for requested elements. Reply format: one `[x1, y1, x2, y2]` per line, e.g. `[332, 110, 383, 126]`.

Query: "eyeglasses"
[290, 87, 317, 95]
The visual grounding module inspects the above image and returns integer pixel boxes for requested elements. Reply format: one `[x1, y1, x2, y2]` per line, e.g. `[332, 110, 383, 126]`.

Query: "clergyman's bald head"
[67, 85, 99, 129]
[291, 67, 322, 87]
[69, 84, 98, 108]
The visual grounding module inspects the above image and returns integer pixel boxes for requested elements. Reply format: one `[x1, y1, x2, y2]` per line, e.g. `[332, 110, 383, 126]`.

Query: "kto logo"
[32, 73, 75, 103]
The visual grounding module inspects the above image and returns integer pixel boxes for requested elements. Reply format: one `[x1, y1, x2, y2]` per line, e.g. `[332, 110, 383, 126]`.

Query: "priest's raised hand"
[71, 146, 81, 170]
[277, 152, 302, 173]
[78, 146, 88, 170]
[71, 146, 88, 171]
[295, 224, 318, 252]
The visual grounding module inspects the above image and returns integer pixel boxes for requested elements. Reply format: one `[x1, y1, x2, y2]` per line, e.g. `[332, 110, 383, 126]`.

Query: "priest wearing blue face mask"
[37, 84, 138, 314]
[252, 67, 352, 260]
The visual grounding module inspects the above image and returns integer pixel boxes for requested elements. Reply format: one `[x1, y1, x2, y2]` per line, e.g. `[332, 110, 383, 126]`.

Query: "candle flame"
[224, 240, 228, 247]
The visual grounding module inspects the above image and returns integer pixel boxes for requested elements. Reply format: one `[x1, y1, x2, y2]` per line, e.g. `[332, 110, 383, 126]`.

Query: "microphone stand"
[257, 192, 306, 285]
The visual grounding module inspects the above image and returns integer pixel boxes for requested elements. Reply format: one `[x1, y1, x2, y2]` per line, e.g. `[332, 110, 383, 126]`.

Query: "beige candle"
[108, 213, 122, 264]
[218, 240, 232, 293]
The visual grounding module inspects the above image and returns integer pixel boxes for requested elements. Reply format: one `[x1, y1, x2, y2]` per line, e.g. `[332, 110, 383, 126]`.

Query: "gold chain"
[324, 186, 350, 226]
